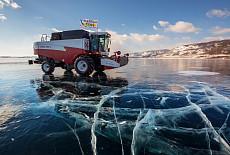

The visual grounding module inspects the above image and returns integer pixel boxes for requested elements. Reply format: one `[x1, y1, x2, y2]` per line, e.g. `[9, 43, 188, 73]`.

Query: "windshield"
[90, 34, 110, 52]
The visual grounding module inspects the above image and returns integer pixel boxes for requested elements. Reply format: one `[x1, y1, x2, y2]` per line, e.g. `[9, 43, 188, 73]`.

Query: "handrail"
[41, 34, 51, 42]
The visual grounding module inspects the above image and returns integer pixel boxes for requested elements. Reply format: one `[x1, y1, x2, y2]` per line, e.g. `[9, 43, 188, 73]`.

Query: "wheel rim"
[43, 63, 50, 72]
[77, 60, 88, 72]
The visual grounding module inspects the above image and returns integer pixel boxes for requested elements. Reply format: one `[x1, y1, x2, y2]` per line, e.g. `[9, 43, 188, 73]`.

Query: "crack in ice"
[183, 84, 230, 154]
[131, 92, 148, 155]
[65, 122, 84, 155]
[112, 97, 124, 155]
[91, 84, 131, 155]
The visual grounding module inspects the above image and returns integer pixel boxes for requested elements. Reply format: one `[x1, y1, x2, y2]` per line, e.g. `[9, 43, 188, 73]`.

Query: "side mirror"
[115, 51, 121, 55]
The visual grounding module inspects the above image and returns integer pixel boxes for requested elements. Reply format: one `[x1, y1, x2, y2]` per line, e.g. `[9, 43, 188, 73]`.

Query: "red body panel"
[35, 47, 90, 64]
[64, 47, 88, 64]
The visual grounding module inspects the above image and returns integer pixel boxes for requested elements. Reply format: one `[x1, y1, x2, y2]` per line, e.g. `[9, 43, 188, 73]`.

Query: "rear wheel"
[41, 61, 55, 74]
[74, 56, 95, 76]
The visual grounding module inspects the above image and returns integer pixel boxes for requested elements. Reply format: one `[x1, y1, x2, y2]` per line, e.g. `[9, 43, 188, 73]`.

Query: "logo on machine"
[40, 45, 51, 49]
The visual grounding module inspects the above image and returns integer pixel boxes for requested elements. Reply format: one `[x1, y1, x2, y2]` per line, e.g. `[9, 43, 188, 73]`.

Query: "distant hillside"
[129, 49, 170, 58]
[167, 39, 230, 58]
[130, 39, 230, 59]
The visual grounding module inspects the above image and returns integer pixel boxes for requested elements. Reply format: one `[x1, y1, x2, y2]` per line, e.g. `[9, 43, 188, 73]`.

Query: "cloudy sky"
[0, 0, 230, 56]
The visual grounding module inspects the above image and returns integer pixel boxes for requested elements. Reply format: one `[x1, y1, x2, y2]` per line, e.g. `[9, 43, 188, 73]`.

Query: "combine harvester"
[32, 30, 129, 76]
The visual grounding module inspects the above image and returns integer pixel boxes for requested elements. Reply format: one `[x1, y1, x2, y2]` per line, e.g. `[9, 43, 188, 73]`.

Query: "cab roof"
[89, 31, 111, 37]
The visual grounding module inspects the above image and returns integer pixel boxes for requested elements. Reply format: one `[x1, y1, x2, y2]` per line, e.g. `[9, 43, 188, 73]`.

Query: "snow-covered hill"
[130, 39, 230, 59]
[130, 49, 170, 58]
[165, 39, 230, 58]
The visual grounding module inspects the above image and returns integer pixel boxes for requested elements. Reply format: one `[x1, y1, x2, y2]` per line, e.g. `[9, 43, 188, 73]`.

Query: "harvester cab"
[32, 29, 128, 76]
[89, 32, 111, 55]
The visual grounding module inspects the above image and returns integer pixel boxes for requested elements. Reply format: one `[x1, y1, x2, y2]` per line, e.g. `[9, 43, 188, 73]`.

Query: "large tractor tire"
[74, 56, 95, 76]
[41, 61, 55, 74]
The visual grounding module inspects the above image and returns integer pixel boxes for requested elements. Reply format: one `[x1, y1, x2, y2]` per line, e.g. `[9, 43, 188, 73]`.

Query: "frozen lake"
[0, 58, 230, 155]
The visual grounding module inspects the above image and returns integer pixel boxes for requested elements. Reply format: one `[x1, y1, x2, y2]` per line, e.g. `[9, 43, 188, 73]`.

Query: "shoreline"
[1, 56, 230, 60]
[130, 57, 230, 59]
[0, 56, 35, 58]
[129, 55, 230, 60]
[129, 57, 230, 60]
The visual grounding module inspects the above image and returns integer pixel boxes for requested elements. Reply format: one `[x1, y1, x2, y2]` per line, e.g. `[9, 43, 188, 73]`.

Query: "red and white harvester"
[33, 30, 129, 76]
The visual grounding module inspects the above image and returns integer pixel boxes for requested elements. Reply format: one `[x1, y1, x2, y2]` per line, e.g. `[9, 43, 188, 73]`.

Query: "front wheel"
[41, 61, 55, 74]
[74, 57, 95, 76]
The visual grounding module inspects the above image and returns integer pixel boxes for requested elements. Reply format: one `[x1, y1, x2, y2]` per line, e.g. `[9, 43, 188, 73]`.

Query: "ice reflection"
[0, 104, 22, 129]
[33, 72, 230, 155]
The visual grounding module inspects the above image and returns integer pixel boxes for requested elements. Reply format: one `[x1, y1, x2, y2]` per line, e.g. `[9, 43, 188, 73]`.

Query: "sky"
[0, 0, 230, 56]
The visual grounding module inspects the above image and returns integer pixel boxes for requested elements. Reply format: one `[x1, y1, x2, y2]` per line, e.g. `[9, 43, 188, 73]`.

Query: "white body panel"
[101, 58, 120, 68]
[33, 39, 89, 51]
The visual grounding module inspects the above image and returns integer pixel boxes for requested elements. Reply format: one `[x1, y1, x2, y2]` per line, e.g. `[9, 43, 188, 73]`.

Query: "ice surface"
[2, 58, 230, 155]
[27, 75, 230, 155]
[178, 71, 220, 76]
[0, 104, 22, 127]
